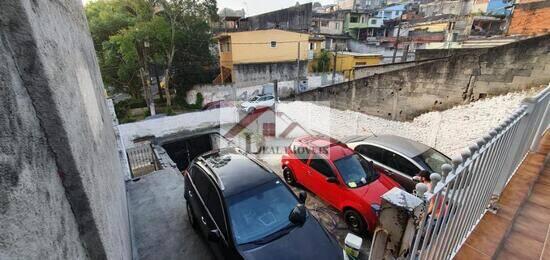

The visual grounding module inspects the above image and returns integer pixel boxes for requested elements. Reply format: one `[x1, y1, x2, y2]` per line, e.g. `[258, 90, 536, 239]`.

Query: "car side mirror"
[289, 204, 307, 226]
[326, 176, 338, 184]
[298, 191, 307, 203]
[207, 229, 221, 242]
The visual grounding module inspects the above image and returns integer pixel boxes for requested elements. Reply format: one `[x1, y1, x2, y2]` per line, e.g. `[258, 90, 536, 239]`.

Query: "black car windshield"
[227, 180, 298, 245]
[418, 149, 451, 173]
[334, 154, 379, 188]
[248, 96, 259, 101]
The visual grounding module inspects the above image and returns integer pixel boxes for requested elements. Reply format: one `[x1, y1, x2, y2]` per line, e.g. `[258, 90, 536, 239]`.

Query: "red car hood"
[356, 175, 399, 204]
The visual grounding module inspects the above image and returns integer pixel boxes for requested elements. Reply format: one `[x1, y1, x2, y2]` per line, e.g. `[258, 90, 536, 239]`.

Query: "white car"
[240, 95, 275, 113]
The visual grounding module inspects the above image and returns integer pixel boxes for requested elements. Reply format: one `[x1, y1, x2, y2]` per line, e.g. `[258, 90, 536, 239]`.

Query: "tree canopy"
[85, 0, 218, 104]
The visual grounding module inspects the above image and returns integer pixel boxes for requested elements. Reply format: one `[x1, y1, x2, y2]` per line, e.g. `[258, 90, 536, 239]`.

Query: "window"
[350, 16, 358, 23]
[206, 187, 228, 236]
[417, 149, 451, 174]
[370, 19, 377, 25]
[309, 154, 334, 177]
[192, 166, 214, 199]
[309, 42, 315, 50]
[355, 62, 367, 66]
[383, 151, 419, 177]
[270, 41, 277, 48]
[361, 16, 365, 23]
[227, 180, 298, 245]
[193, 166, 228, 237]
[335, 22, 340, 30]
[334, 154, 379, 188]
[355, 145, 384, 162]
[321, 20, 329, 27]
[292, 145, 310, 163]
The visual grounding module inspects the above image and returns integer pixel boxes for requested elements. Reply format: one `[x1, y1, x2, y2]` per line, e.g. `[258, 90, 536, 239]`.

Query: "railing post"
[369, 187, 425, 259]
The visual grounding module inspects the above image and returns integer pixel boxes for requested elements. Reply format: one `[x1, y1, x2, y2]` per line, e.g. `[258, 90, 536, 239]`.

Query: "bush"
[127, 99, 147, 109]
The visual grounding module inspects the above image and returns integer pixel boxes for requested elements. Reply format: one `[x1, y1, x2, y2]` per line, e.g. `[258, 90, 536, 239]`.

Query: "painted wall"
[1, 0, 131, 259]
[508, 1, 550, 36]
[331, 53, 383, 79]
[220, 29, 311, 64]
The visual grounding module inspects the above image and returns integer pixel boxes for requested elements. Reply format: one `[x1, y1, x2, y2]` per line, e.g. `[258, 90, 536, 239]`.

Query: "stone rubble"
[278, 89, 539, 157]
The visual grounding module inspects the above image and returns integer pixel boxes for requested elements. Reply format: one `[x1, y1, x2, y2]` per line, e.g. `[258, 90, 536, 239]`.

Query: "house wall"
[244, 3, 312, 32]
[419, 1, 463, 17]
[472, 0, 490, 13]
[331, 53, 383, 78]
[285, 34, 550, 121]
[1, 0, 131, 259]
[319, 20, 344, 35]
[229, 29, 311, 64]
[508, 0, 550, 36]
[232, 61, 309, 84]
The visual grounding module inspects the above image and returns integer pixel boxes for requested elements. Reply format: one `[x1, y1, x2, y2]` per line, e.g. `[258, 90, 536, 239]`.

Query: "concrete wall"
[354, 58, 444, 78]
[1, 1, 131, 259]
[187, 73, 345, 104]
[286, 34, 550, 121]
[243, 3, 312, 32]
[233, 61, 309, 84]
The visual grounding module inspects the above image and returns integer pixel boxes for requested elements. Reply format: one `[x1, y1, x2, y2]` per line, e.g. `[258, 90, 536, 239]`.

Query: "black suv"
[183, 147, 343, 260]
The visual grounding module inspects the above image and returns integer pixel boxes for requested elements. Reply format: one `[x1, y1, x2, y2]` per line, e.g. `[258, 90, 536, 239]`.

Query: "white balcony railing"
[410, 84, 550, 259]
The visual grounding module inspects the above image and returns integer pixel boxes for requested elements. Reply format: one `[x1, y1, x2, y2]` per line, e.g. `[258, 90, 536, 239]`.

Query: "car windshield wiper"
[241, 222, 298, 246]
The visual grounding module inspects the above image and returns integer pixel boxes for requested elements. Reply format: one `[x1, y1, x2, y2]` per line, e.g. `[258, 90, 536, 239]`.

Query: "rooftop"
[201, 148, 278, 197]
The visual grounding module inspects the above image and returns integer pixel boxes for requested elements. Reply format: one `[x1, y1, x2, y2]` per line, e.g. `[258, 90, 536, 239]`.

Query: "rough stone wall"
[244, 3, 312, 32]
[286, 34, 550, 121]
[233, 61, 308, 84]
[354, 59, 443, 78]
[508, 1, 550, 36]
[1, 0, 131, 259]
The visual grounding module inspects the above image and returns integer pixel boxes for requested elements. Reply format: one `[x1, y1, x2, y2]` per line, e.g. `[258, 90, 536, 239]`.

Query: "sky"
[82, 0, 337, 16]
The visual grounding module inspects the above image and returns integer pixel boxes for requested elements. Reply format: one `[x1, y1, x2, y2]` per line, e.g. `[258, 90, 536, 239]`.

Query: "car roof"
[350, 135, 431, 158]
[296, 135, 354, 161]
[197, 147, 278, 197]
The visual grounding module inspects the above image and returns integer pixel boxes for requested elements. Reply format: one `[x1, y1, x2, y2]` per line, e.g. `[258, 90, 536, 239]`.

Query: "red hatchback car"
[281, 136, 401, 234]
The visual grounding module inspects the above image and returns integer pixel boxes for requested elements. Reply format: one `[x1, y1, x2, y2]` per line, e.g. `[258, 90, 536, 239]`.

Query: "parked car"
[184, 147, 343, 260]
[343, 135, 452, 192]
[240, 95, 275, 113]
[281, 135, 401, 234]
[203, 100, 233, 110]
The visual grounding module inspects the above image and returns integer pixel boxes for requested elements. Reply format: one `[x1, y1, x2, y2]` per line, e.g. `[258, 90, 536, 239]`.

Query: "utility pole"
[273, 79, 278, 110]
[391, 15, 403, 64]
[332, 48, 338, 84]
[296, 40, 301, 81]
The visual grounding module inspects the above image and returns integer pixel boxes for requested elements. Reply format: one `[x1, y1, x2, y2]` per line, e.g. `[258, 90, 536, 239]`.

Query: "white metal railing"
[409, 84, 550, 260]
[126, 143, 158, 177]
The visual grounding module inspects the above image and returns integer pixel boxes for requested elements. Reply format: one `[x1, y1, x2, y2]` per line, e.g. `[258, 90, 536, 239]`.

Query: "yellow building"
[331, 52, 383, 79]
[214, 29, 323, 84]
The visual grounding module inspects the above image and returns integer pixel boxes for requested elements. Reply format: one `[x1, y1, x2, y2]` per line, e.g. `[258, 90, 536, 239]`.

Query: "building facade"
[214, 29, 317, 84]
[507, 0, 550, 36]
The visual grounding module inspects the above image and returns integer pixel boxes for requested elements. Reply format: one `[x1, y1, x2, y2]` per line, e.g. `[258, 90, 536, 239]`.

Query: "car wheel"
[187, 201, 198, 230]
[247, 107, 255, 113]
[283, 167, 297, 186]
[344, 209, 367, 235]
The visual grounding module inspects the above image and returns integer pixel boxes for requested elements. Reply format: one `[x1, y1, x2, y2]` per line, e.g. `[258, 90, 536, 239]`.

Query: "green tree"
[85, 0, 218, 109]
[314, 50, 331, 73]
